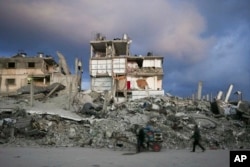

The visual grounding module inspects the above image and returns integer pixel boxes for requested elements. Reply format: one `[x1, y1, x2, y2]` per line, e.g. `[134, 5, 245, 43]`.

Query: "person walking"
[191, 124, 205, 152]
[137, 127, 146, 153]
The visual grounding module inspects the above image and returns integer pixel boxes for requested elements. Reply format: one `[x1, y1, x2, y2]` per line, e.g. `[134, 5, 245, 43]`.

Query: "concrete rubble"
[1, 91, 250, 150]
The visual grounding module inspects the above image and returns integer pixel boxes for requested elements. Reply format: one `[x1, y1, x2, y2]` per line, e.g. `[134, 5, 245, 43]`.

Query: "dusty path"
[0, 147, 229, 167]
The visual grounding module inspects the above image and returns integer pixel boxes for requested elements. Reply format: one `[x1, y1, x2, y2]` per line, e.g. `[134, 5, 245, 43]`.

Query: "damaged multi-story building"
[89, 33, 164, 102]
[0, 52, 82, 96]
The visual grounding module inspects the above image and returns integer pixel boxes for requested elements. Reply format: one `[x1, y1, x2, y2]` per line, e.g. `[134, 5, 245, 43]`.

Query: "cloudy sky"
[0, 0, 249, 100]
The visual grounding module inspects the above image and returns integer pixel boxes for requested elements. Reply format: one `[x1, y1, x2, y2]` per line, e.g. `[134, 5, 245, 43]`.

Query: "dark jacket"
[192, 126, 201, 141]
[138, 128, 145, 141]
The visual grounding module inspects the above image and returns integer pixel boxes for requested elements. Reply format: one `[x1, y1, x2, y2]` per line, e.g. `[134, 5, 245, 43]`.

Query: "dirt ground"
[0, 147, 230, 167]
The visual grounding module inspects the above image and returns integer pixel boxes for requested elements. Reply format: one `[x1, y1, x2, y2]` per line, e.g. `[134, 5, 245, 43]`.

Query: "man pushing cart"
[137, 124, 163, 152]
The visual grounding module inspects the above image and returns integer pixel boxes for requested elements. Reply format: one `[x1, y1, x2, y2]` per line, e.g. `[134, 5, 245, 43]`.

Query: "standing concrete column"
[206, 94, 209, 101]
[30, 78, 34, 107]
[197, 81, 203, 100]
[75, 57, 78, 74]
[43, 77, 46, 85]
[68, 82, 72, 110]
[216, 91, 223, 100]
[225, 84, 233, 103]
[102, 90, 109, 114]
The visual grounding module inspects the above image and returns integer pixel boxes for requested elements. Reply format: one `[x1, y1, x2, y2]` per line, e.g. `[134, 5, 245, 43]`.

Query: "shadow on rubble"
[1, 93, 250, 150]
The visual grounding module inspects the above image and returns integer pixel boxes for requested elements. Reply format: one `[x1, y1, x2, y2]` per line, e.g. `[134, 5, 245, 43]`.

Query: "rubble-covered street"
[1, 90, 250, 151]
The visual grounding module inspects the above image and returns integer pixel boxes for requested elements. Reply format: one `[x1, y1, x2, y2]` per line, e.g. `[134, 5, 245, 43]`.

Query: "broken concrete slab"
[1, 91, 250, 150]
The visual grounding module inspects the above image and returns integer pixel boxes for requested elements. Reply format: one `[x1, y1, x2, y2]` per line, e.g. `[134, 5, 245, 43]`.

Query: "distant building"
[0, 52, 81, 95]
[89, 33, 164, 102]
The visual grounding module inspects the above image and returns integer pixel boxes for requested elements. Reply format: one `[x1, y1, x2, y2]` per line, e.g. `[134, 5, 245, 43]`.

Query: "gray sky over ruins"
[0, 0, 249, 100]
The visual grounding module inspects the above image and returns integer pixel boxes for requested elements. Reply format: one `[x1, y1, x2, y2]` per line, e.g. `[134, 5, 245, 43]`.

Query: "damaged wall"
[51, 73, 79, 93]
[91, 77, 112, 92]
[0, 57, 56, 94]
[89, 34, 164, 101]
[0, 52, 82, 97]
[90, 59, 112, 76]
[127, 76, 163, 90]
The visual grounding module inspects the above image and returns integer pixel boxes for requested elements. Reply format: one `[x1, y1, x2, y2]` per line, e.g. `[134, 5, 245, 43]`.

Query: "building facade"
[89, 34, 164, 102]
[0, 52, 81, 95]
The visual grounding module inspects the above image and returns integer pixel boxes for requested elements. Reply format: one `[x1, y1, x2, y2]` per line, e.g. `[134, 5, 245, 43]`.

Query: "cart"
[145, 129, 163, 152]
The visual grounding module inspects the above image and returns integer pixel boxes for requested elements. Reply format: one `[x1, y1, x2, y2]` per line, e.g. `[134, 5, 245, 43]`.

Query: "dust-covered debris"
[1, 91, 250, 150]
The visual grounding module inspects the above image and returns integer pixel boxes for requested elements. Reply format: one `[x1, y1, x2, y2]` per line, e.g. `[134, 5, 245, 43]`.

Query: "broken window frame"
[28, 62, 35, 68]
[8, 62, 16, 68]
[5, 78, 16, 86]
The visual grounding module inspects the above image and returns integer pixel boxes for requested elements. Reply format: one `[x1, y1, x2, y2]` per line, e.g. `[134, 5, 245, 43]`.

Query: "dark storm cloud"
[0, 0, 249, 100]
[0, 0, 90, 69]
[192, 0, 250, 36]
[163, 0, 250, 100]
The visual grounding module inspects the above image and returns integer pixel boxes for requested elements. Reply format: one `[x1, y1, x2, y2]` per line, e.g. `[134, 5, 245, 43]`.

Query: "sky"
[0, 0, 249, 101]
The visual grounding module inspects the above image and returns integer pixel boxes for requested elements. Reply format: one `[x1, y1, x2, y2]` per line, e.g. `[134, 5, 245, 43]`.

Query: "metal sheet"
[90, 60, 111, 75]
[113, 58, 126, 73]
[131, 90, 165, 100]
[143, 59, 162, 68]
[91, 77, 112, 91]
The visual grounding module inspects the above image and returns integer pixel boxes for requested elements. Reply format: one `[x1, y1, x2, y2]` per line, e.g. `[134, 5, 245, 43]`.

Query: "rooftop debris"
[16, 82, 65, 95]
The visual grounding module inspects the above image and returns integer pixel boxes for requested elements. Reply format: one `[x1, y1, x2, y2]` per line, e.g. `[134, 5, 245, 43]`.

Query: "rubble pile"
[1, 92, 250, 150]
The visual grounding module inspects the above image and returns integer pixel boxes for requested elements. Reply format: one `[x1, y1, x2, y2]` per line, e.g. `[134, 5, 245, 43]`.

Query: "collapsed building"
[89, 33, 164, 102]
[211, 84, 250, 124]
[1, 92, 250, 150]
[0, 35, 250, 151]
[0, 51, 82, 99]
